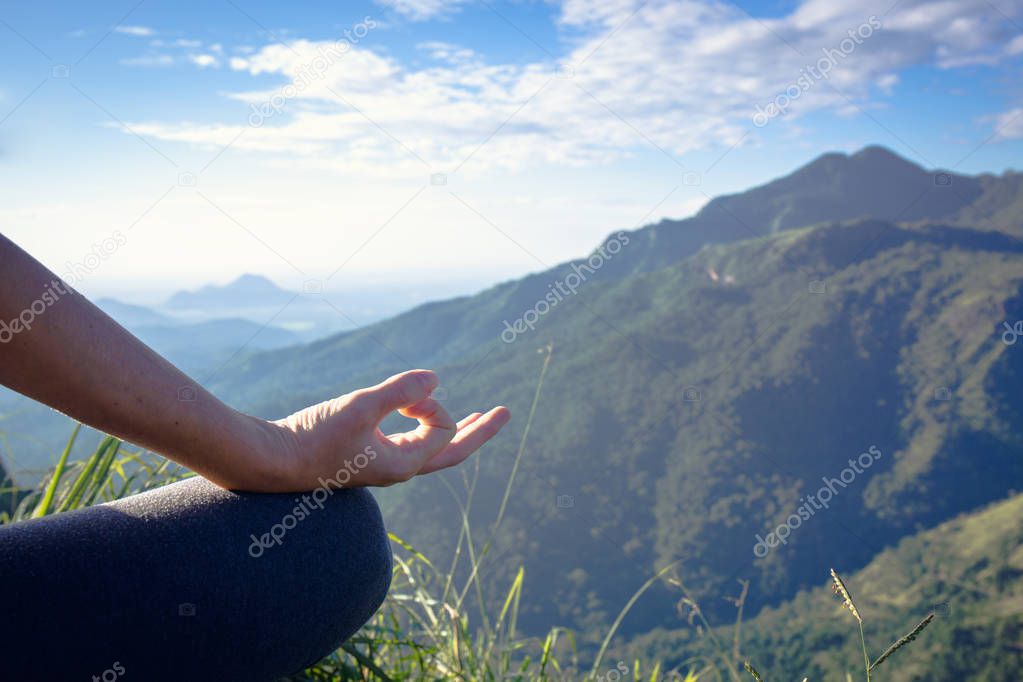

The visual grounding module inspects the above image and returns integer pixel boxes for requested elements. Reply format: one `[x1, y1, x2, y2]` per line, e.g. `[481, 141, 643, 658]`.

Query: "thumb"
[357, 369, 439, 421]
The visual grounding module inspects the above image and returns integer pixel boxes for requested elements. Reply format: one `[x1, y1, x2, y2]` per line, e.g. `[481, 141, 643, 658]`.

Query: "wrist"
[217, 411, 294, 491]
[168, 400, 290, 492]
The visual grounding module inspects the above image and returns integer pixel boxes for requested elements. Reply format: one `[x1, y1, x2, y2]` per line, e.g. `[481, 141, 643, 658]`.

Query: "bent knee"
[121, 478, 394, 676]
[286, 486, 393, 669]
[322, 486, 393, 613]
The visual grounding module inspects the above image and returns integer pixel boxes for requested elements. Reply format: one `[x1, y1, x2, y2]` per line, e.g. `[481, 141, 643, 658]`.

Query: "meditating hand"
[256, 369, 511, 492]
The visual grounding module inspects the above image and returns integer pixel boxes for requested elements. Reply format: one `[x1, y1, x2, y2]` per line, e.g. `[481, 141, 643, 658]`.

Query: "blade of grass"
[81, 438, 121, 507]
[492, 342, 552, 532]
[339, 642, 395, 681]
[590, 562, 677, 679]
[31, 422, 81, 518]
[57, 436, 116, 513]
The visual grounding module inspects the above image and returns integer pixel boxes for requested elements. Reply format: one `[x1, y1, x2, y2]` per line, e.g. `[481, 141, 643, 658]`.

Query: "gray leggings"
[0, 477, 392, 681]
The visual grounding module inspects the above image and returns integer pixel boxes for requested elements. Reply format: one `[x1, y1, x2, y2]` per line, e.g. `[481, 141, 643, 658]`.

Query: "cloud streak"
[115, 25, 155, 37]
[375, 0, 471, 21]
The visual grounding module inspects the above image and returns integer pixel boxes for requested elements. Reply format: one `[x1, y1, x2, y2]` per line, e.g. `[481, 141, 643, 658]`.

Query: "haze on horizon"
[1, 0, 1021, 306]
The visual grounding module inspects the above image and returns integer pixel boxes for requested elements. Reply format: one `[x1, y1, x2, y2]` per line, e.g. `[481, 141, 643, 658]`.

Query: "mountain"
[202, 146, 1023, 643]
[626, 491, 1023, 680]
[591, 145, 991, 279]
[345, 217, 1022, 637]
[161, 274, 398, 340]
[93, 298, 302, 369]
[949, 169, 1023, 235]
[165, 273, 296, 310]
[131, 319, 301, 372]
[699, 145, 983, 234]
[94, 298, 172, 327]
[95, 295, 301, 359]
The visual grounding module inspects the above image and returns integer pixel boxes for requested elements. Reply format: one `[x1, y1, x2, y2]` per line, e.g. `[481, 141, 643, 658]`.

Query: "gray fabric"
[0, 476, 392, 681]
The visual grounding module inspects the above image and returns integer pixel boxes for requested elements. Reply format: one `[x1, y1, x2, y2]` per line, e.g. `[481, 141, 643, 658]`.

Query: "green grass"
[0, 347, 946, 680]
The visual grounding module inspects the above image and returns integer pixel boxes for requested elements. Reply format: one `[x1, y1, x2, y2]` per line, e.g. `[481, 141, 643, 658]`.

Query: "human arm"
[0, 233, 510, 492]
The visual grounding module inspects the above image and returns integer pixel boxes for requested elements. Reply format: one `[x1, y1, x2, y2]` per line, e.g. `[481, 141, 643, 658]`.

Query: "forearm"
[0, 233, 274, 488]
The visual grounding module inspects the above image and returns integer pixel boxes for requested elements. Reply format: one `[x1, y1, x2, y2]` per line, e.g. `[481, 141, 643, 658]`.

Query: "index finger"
[417, 406, 510, 475]
[384, 397, 457, 475]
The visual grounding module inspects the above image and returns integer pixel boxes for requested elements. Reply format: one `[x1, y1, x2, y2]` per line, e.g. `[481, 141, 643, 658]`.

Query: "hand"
[0, 236, 509, 495]
[255, 369, 511, 492]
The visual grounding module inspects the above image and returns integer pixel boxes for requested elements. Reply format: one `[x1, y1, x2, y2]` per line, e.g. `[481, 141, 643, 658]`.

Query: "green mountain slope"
[201, 148, 1023, 640]
[347, 218, 1022, 636]
[950, 170, 1023, 236]
[626, 491, 1023, 681]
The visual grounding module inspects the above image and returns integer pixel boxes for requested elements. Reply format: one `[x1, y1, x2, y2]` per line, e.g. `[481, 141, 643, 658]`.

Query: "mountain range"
[3, 145, 1021, 674]
[201, 145, 1023, 649]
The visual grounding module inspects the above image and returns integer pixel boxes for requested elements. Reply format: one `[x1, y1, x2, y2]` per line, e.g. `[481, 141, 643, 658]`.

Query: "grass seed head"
[830, 568, 862, 623]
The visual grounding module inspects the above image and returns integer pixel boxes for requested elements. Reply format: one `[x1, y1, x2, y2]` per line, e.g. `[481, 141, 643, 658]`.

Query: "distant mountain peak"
[230, 273, 285, 291]
[794, 145, 925, 178]
[851, 143, 927, 170]
[692, 144, 979, 235]
[852, 143, 899, 158]
[166, 273, 294, 309]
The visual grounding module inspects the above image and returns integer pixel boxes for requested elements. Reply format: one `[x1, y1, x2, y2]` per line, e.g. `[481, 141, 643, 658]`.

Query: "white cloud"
[115, 25, 155, 37]
[876, 73, 899, 94]
[189, 54, 220, 68]
[993, 108, 1023, 140]
[128, 0, 1023, 177]
[120, 54, 174, 67]
[375, 0, 470, 20]
[417, 40, 477, 63]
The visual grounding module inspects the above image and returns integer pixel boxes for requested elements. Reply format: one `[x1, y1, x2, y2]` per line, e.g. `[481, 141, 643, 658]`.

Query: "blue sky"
[1, 0, 1022, 303]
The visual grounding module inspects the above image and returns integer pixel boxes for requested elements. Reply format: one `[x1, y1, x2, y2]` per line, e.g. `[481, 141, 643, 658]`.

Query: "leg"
[0, 477, 392, 681]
